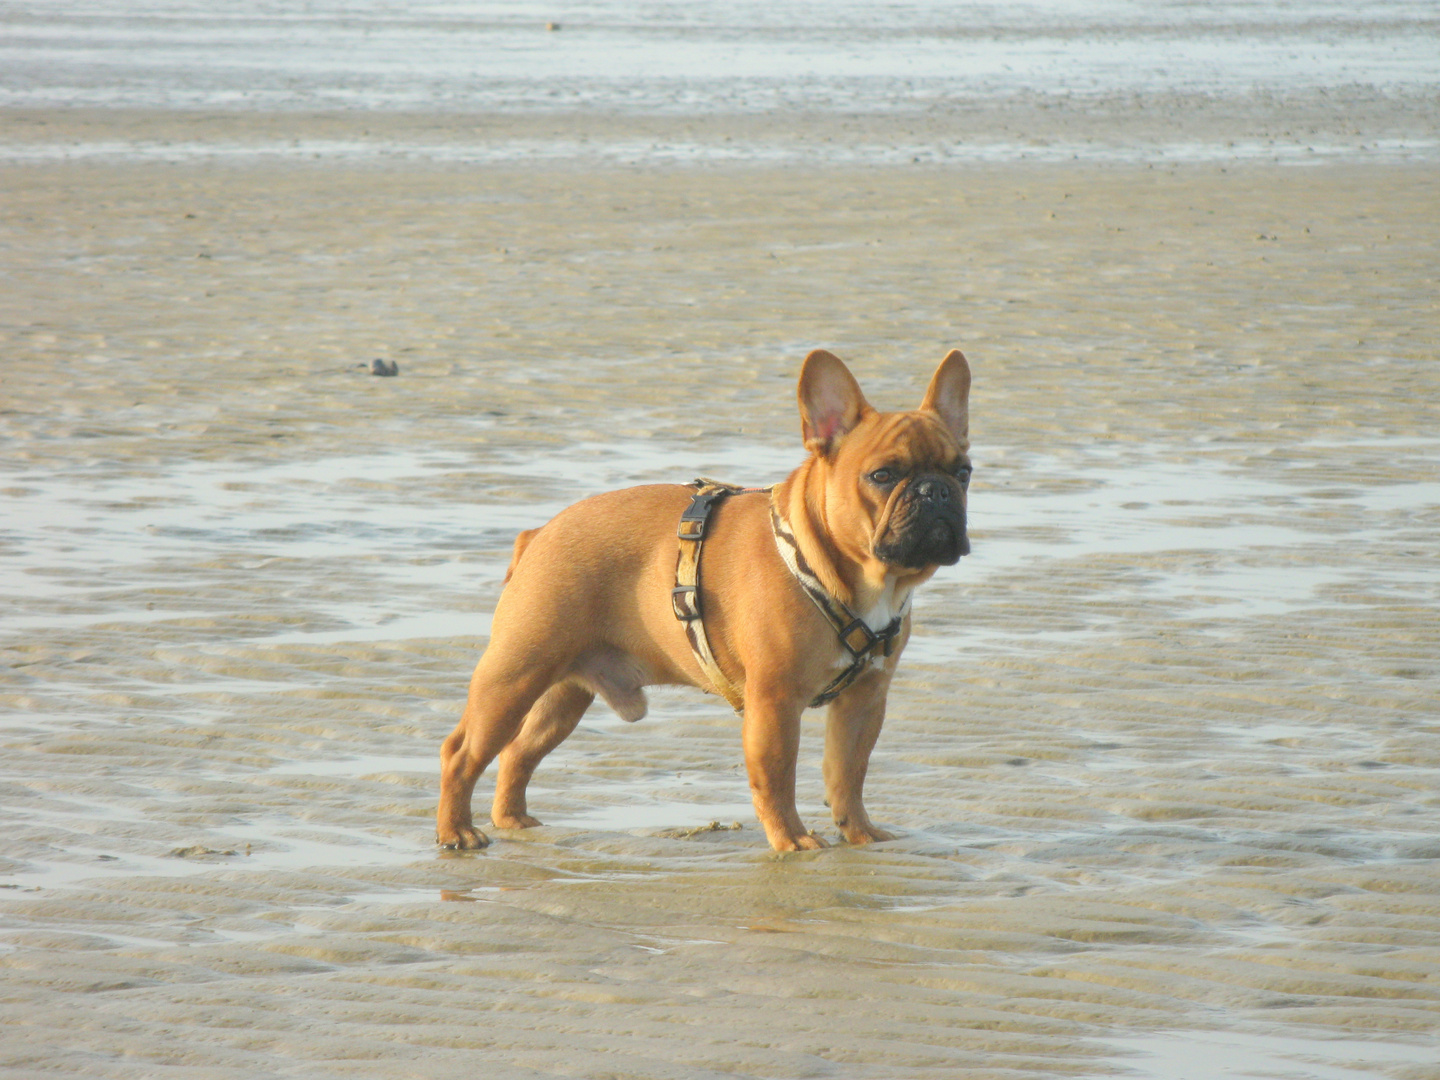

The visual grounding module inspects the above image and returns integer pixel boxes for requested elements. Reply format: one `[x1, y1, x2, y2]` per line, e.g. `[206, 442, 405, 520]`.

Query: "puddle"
[262, 754, 436, 778]
[0, 812, 432, 894]
[556, 799, 757, 833]
[247, 611, 491, 645]
[5, 436, 1435, 655]
[0, 439, 794, 646]
[1100, 1028, 1439, 1079]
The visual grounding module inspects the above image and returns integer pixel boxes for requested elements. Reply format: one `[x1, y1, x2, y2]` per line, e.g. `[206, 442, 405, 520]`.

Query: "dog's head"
[797, 349, 971, 582]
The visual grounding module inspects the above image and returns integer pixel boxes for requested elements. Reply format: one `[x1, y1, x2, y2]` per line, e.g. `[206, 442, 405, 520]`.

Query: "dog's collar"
[769, 505, 907, 707]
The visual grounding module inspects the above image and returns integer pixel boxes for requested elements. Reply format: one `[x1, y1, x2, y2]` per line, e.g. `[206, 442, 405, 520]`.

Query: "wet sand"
[2, 112, 1439, 1077]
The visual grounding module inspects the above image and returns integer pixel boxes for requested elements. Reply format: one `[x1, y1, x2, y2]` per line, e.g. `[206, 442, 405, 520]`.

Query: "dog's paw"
[841, 824, 896, 845]
[436, 824, 491, 850]
[773, 831, 829, 852]
[491, 813, 543, 830]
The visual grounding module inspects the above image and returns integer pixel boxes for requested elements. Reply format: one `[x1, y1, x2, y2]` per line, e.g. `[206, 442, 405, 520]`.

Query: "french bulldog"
[437, 349, 971, 851]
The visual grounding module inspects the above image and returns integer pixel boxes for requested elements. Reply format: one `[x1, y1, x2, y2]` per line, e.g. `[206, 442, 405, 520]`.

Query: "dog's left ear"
[919, 349, 970, 445]
[798, 349, 873, 456]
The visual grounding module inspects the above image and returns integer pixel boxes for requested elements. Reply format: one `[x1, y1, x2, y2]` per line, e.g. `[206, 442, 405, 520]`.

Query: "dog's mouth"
[919, 517, 969, 565]
[875, 511, 968, 569]
[927, 518, 969, 561]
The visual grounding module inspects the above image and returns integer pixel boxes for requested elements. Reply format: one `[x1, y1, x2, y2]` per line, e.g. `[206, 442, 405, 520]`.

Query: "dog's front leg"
[741, 687, 828, 851]
[823, 671, 897, 845]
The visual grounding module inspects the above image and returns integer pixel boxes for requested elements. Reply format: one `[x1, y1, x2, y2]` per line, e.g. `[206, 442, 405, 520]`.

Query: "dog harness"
[672, 479, 908, 713]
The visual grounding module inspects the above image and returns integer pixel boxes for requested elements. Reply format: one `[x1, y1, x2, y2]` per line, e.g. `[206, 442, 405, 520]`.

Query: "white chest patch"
[862, 581, 913, 633]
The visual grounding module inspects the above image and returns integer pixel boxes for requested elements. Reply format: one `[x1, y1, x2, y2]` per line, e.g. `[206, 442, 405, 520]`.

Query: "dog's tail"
[503, 527, 540, 585]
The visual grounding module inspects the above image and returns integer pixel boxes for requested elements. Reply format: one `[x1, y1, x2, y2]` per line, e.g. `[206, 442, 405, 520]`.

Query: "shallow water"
[3, 0, 1439, 167]
[3, 158, 1439, 1077]
[4, 0, 1437, 112]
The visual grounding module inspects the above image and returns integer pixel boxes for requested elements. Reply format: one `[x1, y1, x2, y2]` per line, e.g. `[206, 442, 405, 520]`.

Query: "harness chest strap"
[671, 479, 907, 714]
[671, 480, 749, 713]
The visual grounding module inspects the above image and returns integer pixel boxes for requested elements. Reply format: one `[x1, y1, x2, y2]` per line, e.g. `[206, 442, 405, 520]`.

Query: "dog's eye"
[955, 464, 973, 486]
[868, 469, 896, 486]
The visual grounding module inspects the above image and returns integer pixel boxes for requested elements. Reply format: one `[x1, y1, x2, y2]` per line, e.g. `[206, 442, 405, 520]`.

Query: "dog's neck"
[774, 462, 931, 627]
[773, 466, 857, 606]
[773, 465, 899, 613]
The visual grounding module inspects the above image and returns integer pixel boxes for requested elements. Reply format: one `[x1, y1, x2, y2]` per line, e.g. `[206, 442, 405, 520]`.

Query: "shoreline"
[4, 98, 1438, 168]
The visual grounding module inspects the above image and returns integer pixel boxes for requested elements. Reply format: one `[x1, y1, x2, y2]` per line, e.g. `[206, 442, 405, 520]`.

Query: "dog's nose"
[915, 478, 949, 502]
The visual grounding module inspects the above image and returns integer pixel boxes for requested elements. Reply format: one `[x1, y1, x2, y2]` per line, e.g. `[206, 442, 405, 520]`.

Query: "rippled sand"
[2, 129, 1438, 1078]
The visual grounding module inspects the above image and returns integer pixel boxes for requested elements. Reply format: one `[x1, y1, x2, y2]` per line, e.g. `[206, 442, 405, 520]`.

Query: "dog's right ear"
[798, 349, 872, 456]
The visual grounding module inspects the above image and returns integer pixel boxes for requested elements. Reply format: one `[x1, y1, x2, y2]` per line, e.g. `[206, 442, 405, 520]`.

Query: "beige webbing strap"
[672, 480, 746, 713]
[770, 505, 907, 707]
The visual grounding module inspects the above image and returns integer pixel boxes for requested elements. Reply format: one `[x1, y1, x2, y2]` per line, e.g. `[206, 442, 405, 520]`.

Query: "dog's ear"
[798, 349, 872, 456]
[919, 349, 971, 445]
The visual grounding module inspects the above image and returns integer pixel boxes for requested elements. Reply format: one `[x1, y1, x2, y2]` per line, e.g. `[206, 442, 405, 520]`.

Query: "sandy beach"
[2, 11, 1439, 1074]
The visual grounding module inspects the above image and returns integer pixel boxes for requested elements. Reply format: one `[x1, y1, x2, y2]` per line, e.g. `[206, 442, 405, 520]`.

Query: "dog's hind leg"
[437, 659, 558, 850]
[491, 679, 594, 829]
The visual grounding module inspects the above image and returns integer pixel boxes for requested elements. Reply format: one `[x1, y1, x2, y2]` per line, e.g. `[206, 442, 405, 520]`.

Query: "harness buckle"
[671, 585, 701, 621]
[880, 616, 903, 657]
[838, 618, 878, 659]
[678, 492, 723, 540]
